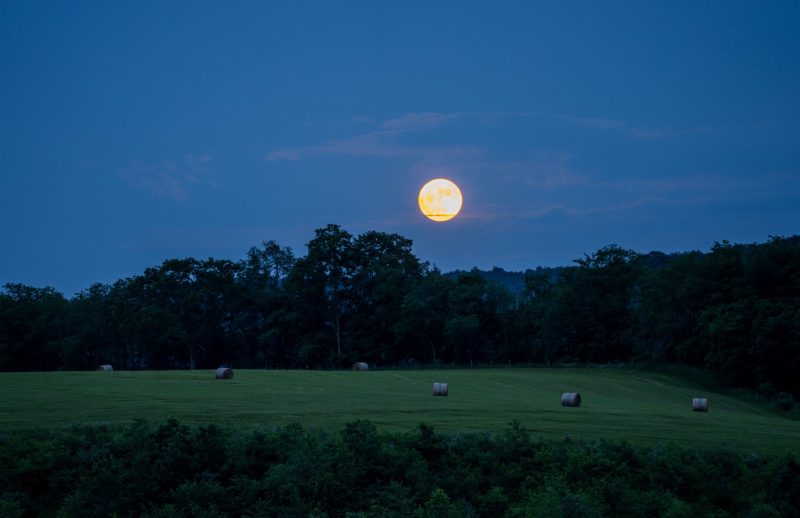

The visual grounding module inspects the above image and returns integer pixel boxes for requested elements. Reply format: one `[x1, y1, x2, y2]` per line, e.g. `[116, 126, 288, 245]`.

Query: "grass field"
[1, 368, 798, 453]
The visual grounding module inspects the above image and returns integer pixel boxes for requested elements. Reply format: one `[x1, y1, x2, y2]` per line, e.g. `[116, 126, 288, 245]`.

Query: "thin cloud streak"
[319, 130, 423, 157]
[629, 125, 715, 140]
[119, 154, 216, 202]
[265, 148, 303, 161]
[265, 111, 478, 163]
[266, 111, 461, 162]
[265, 110, 732, 164]
[557, 114, 627, 129]
[464, 195, 724, 223]
[381, 112, 458, 130]
[555, 112, 724, 141]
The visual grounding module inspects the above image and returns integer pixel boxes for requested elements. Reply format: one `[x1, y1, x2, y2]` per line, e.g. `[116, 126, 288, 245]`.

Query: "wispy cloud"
[470, 195, 710, 224]
[119, 153, 216, 201]
[265, 112, 463, 162]
[265, 148, 303, 161]
[266, 130, 425, 162]
[522, 153, 586, 189]
[627, 118, 800, 140]
[405, 146, 487, 184]
[556, 112, 719, 141]
[184, 153, 214, 184]
[607, 174, 734, 193]
[557, 114, 627, 130]
[319, 130, 423, 157]
[271, 110, 698, 163]
[629, 125, 714, 140]
[380, 112, 457, 130]
[451, 153, 587, 190]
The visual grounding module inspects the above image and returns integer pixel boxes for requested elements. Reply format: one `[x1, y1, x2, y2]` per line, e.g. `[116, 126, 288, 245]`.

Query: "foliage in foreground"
[1, 419, 799, 517]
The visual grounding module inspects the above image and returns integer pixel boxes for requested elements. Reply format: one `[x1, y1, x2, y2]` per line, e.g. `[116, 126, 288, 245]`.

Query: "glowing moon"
[418, 178, 463, 222]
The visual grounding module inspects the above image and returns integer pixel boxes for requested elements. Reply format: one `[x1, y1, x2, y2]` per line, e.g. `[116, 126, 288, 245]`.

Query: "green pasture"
[1, 368, 798, 453]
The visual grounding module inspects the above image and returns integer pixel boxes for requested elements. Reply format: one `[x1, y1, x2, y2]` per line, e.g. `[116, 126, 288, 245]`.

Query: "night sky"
[2, 1, 799, 296]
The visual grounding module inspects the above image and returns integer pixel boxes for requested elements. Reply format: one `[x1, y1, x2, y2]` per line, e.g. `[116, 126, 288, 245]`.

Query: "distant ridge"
[445, 266, 563, 294]
[442, 238, 800, 293]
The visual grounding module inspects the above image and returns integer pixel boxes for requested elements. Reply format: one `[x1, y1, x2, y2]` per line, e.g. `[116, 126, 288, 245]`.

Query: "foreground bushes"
[1, 419, 798, 517]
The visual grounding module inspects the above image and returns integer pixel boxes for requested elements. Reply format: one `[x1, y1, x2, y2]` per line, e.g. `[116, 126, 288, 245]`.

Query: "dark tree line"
[1, 226, 799, 396]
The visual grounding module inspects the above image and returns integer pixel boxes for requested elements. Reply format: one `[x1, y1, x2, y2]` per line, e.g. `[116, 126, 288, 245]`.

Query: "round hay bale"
[96, 364, 113, 371]
[692, 398, 708, 412]
[352, 362, 369, 371]
[215, 367, 234, 380]
[432, 382, 448, 396]
[561, 392, 581, 407]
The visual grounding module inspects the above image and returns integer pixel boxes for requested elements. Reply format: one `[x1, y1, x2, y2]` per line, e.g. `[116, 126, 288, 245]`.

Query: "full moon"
[418, 178, 463, 222]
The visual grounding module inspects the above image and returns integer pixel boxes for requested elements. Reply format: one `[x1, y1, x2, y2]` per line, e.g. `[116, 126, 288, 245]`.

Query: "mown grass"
[1, 368, 798, 453]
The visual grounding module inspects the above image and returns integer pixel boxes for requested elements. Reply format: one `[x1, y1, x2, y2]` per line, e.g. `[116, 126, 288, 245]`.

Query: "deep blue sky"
[2, 1, 799, 296]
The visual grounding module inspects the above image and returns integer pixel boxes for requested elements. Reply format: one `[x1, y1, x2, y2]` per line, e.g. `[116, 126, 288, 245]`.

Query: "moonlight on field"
[418, 178, 463, 222]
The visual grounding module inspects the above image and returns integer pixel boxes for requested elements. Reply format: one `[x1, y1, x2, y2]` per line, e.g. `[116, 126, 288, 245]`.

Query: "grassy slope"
[1, 368, 798, 453]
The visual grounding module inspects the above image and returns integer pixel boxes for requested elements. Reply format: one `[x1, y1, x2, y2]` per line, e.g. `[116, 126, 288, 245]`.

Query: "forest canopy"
[1, 227, 798, 397]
